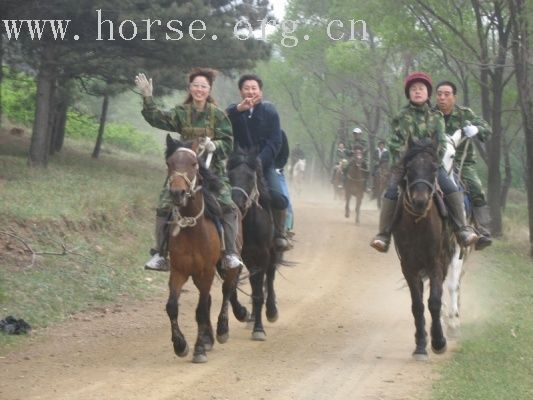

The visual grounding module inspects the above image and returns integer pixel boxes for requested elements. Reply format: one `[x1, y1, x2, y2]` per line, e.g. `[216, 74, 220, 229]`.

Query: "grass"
[0, 129, 169, 351]
[431, 213, 533, 399]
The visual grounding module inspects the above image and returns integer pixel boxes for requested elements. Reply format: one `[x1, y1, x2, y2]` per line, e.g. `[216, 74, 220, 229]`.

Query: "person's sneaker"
[144, 253, 169, 271]
[223, 254, 244, 269]
[370, 235, 390, 253]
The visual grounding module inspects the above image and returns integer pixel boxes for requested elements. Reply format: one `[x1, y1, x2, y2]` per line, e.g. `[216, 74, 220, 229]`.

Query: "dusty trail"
[1, 184, 486, 400]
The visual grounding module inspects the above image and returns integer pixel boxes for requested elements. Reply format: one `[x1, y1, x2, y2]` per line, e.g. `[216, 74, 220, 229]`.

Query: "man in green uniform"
[135, 69, 243, 271]
[435, 81, 492, 250]
[347, 127, 368, 157]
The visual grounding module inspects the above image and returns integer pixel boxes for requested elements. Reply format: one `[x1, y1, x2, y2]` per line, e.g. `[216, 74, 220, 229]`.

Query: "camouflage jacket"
[141, 97, 233, 177]
[388, 102, 446, 164]
[436, 105, 491, 166]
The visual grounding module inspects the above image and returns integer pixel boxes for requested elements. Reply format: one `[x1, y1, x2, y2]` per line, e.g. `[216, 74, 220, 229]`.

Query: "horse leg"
[192, 273, 215, 363]
[265, 255, 278, 322]
[216, 266, 242, 344]
[428, 272, 447, 354]
[405, 273, 428, 360]
[446, 245, 463, 337]
[249, 265, 267, 341]
[355, 193, 362, 224]
[166, 272, 189, 358]
[345, 192, 351, 218]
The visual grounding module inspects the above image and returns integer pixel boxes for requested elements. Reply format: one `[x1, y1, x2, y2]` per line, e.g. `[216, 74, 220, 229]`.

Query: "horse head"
[227, 146, 265, 215]
[165, 134, 202, 208]
[402, 137, 439, 215]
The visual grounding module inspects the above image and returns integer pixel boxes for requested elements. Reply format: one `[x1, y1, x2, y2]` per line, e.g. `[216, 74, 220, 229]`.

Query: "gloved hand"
[204, 138, 216, 153]
[134, 73, 153, 97]
[463, 124, 479, 138]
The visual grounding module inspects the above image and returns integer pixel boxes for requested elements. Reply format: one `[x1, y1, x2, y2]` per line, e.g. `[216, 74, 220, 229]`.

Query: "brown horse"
[164, 135, 240, 363]
[344, 148, 367, 224]
[393, 138, 454, 360]
[374, 161, 391, 209]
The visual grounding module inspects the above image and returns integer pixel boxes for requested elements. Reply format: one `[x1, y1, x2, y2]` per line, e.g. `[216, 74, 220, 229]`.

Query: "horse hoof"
[412, 351, 428, 361]
[217, 333, 229, 344]
[235, 309, 250, 323]
[174, 343, 189, 358]
[432, 339, 447, 354]
[267, 314, 278, 323]
[266, 311, 278, 323]
[192, 353, 208, 363]
[252, 330, 267, 341]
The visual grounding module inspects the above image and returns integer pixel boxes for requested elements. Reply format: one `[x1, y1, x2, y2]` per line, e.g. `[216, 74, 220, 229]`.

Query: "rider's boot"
[144, 215, 170, 271]
[221, 205, 244, 269]
[445, 192, 479, 247]
[473, 205, 493, 250]
[370, 198, 397, 253]
[273, 208, 293, 251]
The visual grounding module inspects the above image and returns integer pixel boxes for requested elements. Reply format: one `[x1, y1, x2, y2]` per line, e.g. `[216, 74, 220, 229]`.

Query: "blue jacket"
[226, 101, 282, 169]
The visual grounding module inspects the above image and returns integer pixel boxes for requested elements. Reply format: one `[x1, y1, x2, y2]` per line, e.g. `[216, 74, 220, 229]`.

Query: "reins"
[402, 177, 437, 223]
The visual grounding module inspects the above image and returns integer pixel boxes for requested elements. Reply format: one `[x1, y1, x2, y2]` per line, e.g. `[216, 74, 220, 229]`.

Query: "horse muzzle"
[170, 188, 191, 207]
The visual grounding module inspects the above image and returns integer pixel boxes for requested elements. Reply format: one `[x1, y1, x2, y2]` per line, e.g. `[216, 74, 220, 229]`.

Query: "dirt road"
[1, 186, 483, 400]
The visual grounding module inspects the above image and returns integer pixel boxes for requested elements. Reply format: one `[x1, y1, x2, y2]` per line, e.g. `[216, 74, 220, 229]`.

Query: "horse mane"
[227, 147, 272, 208]
[165, 135, 223, 220]
[401, 138, 438, 167]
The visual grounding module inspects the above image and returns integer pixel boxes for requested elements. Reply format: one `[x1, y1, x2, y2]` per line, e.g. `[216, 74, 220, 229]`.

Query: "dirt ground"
[0, 184, 486, 400]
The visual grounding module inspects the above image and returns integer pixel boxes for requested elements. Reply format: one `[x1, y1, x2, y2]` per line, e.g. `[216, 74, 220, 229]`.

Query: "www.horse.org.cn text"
[1, 10, 369, 48]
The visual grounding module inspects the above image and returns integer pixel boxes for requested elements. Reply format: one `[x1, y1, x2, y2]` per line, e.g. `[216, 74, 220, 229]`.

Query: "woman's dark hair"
[184, 67, 217, 105]
[238, 74, 263, 90]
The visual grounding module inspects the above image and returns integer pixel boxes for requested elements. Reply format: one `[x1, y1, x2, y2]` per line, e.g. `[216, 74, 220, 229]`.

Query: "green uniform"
[142, 97, 234, 215]
[388, 102, 446, 164]
[437, 105, 491, 207]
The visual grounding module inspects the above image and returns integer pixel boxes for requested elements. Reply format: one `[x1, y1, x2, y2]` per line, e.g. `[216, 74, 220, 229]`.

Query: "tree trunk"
[501, 139, 513, 210]
[509, 0, 533, 256]
[28, 44, 56, 168]
[53, 98, 68, 152]
[92, 92, 109, 159]
[50, 83, 69, 154]
[0, 32, 3, 129]
[487, 76, 504, 236]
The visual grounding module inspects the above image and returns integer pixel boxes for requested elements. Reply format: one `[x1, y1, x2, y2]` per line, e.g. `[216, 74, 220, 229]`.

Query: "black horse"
[225, 147, 280, 341]
[393, 138, 455, 360]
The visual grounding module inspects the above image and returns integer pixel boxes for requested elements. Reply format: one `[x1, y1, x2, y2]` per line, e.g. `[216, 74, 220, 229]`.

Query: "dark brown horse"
[164, 135, 240, 363]
[226, 147, 280, 341]
[344, 148, 367, 224]
[374, 161, 391, 209]
[393, 138, 454, 360]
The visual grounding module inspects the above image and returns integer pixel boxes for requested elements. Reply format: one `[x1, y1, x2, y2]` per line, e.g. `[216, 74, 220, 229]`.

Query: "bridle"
[402, 173, 437, 223]
[230, 162, 261, 217]
[167, 148, 205, 236]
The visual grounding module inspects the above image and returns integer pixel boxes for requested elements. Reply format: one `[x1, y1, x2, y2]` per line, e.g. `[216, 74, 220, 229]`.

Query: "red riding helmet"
[404, 71, 432, 99]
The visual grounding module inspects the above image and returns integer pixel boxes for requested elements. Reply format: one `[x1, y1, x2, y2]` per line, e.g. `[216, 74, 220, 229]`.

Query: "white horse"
[292, 158, 306, 195]
[441, 128, 473, 336]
